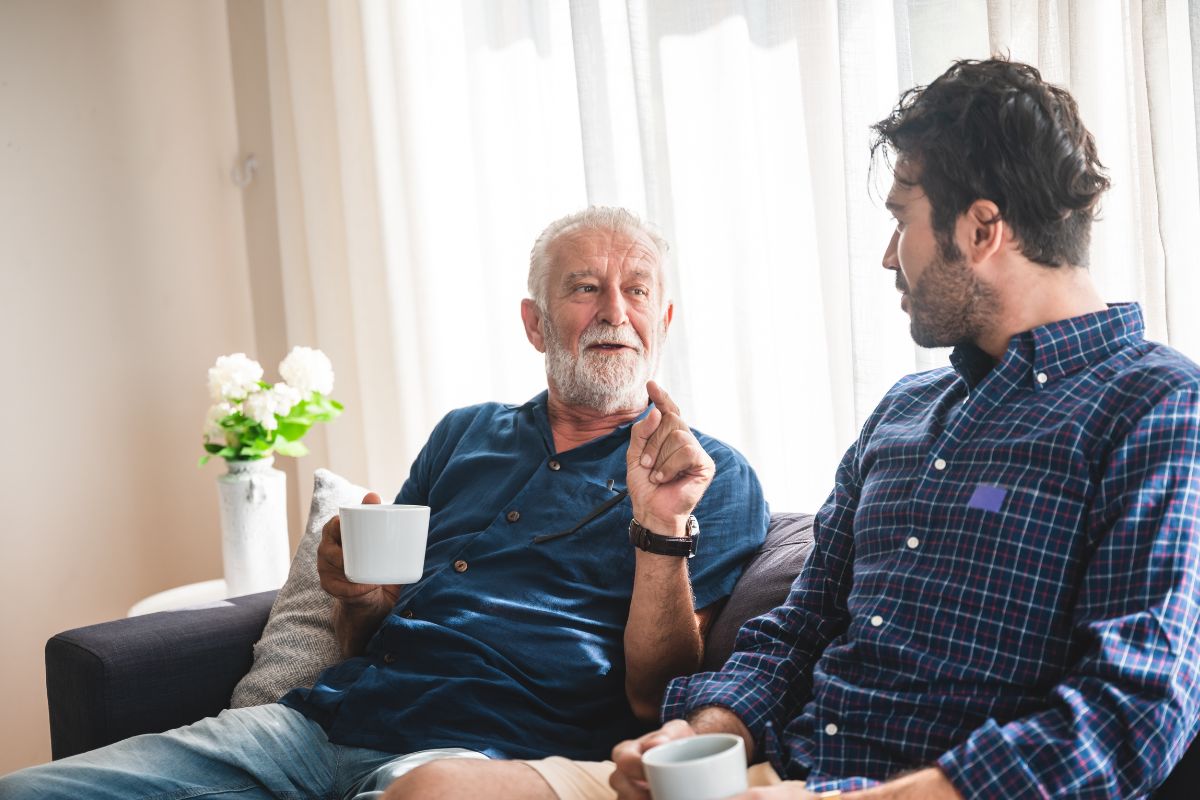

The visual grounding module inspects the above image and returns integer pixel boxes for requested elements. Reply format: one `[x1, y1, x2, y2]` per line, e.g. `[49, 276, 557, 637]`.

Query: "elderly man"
[573, 60, 1198, 800]
[0, 207, 768, 799]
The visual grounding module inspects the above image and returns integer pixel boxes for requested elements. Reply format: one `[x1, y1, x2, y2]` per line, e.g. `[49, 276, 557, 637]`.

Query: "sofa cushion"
[229, 468, 368, 707]
[702, 512, 815, 672]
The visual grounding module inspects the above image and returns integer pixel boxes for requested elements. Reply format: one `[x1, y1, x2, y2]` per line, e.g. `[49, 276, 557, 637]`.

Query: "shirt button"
[1036, 371, 1049, 384]
[506, 510, 520, 523]
[453, 559, 469, 573]
[870, 615, 884, 627]
[906, 536, 920, 549]
[933, 458, 947, 471]
[548, 460, 561, 471]
[824, 723, 839, 736]
[383, 653, 396, 664]
[401, 609, 414, 619]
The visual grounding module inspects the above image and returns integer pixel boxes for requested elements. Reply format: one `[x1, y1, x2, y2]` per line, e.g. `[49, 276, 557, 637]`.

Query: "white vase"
[217, 456, 290, 597]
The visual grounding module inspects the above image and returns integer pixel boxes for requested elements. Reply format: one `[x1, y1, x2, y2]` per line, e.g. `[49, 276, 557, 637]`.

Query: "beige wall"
[0, 0, 260, 773]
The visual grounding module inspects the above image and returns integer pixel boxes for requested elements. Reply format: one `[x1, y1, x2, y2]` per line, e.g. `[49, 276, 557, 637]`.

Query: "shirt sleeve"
[393, 411, 457, 505]
[662, 433, 862, 757]
[938, 385, 1200, 798]
[685, 443, 770, 611]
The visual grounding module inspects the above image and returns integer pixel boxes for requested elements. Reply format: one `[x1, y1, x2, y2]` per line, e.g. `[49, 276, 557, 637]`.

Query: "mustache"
[896, 274, 909, 293]
[579, 324, 643, 352]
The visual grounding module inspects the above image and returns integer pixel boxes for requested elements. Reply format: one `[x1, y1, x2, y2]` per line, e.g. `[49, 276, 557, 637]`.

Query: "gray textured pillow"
[230, 468, 369, 707]
[702, 512, 815, 672]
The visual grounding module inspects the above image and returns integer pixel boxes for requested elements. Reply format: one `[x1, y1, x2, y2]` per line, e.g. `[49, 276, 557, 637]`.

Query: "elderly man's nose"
[598, 288, 628, 325]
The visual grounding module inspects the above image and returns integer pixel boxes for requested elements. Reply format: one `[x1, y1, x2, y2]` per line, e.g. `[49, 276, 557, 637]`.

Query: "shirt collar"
[950, 302, 1145, 389]
[522, 389, 654, 455]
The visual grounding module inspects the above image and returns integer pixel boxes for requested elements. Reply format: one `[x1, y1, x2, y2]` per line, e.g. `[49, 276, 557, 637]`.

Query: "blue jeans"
[0, 704, 487, 799]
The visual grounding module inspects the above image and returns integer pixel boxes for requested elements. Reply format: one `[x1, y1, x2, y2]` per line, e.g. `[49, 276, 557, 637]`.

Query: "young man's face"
[882, 161, 999, 349]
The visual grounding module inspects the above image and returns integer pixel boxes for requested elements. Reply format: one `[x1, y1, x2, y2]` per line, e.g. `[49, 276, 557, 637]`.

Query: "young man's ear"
[960, 199, 1006, 264]
[521, 299, 547, 353]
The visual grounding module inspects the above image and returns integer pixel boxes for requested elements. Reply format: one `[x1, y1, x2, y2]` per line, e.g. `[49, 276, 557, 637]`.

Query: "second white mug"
[642, 733, 748, 800]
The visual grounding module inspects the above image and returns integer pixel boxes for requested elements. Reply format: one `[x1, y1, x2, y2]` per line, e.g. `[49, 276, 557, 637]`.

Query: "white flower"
[243, 390, 279, 431]
[269, 382, 302, 416]
[279, 346, 334, 396]
[203, 402, 237, 441]
[207, 353, 263, 401]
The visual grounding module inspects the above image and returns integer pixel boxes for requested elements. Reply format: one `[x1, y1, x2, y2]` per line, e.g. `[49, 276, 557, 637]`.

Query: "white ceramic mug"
[339, 504, 430, 584]
[642, 733, 748, 800]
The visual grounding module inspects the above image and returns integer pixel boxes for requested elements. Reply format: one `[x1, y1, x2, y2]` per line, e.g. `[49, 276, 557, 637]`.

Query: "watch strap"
[628, 515, 698, 557]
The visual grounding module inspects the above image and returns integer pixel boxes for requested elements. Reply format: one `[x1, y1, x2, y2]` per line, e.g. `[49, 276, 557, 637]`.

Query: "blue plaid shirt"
[664, 304, 1200, 798]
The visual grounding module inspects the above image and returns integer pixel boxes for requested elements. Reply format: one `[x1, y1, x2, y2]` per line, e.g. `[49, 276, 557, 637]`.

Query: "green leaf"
[240, 439, 272, 457]
[198, 454, 211, 467]
[277, 420, 311, 441]
[217, 446, 238, 459]
[272, 438, 309, 458]
[204, 443, 224, 454]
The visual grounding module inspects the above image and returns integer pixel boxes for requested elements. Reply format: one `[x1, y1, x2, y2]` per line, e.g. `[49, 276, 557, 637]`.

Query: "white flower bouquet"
[200, 346, 343, 465]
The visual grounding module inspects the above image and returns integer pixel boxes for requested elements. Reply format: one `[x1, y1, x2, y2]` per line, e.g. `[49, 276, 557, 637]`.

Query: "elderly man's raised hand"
[317, 491, 402, 613]
[626, 381, 716, 537]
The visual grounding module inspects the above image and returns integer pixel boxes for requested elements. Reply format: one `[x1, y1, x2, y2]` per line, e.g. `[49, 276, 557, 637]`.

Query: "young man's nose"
[881, 229, 900, 272]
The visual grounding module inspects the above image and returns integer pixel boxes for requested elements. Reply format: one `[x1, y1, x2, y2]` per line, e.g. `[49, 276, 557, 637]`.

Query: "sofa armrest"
[45, 590, 276, 760]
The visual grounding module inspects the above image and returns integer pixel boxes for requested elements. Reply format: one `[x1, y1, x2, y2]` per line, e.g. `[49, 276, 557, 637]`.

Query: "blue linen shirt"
[664, 304, 1200, 797]
[281, 391, 768, 760]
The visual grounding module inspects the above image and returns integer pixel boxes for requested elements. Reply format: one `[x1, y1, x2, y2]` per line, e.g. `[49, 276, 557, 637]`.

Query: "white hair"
[527, 206, 671, 311]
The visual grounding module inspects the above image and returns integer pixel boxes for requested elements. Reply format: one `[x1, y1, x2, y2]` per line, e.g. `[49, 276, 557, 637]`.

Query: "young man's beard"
[904, 241, 1001, 350]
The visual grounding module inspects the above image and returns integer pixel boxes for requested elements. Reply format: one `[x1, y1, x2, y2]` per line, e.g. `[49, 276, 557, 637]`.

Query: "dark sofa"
[44, 512, 1200, 796]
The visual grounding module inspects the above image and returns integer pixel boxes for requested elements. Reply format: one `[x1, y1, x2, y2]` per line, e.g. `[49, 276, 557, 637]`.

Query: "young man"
[0, 208, 769, 799]
[596, 59, 1200, 799]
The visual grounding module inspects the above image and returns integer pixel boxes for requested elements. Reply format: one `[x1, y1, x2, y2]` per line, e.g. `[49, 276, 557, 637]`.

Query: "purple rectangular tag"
[968, 484, 1007, 513]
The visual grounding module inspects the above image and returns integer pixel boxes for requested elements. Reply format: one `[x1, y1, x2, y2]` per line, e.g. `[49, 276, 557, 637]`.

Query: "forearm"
[624, 542, 703, 722]
[333, 598, 391, 658]
[846, 768, 962, 800]
[688, 705, 755, 760]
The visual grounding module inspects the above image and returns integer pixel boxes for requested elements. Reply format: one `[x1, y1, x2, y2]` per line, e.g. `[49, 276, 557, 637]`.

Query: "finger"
[627, 407, 662, 468]
[363, 492, 382, 504]
[608, 768, 651, 800]
[646, 426, 692, 479]
[646, 380, 681, 416]
[639, 410, 687, 471]
[611, 737, 657, 785]
[323, 514, 343, 546]
[651, 434, 713, 485]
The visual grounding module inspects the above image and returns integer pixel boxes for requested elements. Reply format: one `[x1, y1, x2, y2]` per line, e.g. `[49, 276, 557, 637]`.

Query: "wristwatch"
[628, 515, 699, 557]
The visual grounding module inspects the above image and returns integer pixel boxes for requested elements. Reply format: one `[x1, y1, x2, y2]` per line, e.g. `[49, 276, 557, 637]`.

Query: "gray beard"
[542, 318, 659, 415]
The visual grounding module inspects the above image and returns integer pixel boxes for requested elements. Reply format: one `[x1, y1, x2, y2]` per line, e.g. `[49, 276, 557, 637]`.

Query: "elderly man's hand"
[317, 491, 402, 613]
[626, 381, 716, 537]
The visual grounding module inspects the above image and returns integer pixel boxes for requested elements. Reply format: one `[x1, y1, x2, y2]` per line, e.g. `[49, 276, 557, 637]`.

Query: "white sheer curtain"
[259, 0, 1200, 513]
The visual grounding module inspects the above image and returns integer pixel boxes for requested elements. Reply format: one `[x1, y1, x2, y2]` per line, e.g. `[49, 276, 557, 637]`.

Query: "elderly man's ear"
[521, 299, 547, 353]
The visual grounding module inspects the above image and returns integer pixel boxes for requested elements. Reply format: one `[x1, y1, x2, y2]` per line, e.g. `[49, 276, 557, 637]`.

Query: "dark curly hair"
[871, 58, 1110, 267]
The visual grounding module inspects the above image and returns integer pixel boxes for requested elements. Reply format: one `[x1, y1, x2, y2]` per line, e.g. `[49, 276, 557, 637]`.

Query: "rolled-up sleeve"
[663, 435, 862, 759]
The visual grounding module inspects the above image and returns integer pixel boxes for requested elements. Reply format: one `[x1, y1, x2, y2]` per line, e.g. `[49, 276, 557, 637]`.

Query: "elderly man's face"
[530, 227, 672, 414]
